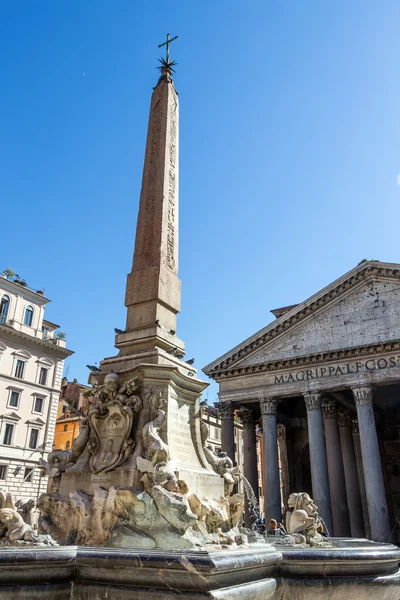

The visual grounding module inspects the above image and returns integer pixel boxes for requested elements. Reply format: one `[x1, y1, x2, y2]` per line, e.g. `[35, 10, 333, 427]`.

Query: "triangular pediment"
[203, 261, 400, 378]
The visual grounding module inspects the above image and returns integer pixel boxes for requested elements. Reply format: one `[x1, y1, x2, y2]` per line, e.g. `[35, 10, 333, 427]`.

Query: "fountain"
[1, 40, 400, 600]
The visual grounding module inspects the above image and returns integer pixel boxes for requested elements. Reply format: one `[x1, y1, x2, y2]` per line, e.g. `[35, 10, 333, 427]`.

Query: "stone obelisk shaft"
[117, 73, 184, 356]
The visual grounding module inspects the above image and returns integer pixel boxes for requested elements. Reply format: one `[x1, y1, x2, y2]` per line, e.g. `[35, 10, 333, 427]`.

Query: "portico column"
[238, 407, 259, 528]
[321, 399, 350, 537]
[216, 401, 235, 463]
[277, 424, 290, 511]
[352, 386, 391, 542]
[304, 392, 333, 535]
[260, 398, 282, 523]
[352, 420, 371, 538]
[337, 411, 365, 538]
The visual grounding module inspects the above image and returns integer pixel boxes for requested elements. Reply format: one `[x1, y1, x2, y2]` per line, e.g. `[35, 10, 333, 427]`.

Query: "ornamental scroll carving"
[260, 398, 279, 416]
[321, 400, 337, 420]
[215, 401, 234, 419]
[303, 392, 322, 412]
[352, 387, 373, 406]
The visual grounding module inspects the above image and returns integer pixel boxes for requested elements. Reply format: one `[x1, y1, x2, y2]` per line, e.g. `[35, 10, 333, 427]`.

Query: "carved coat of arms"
[66, 372, 143, 474]
[89, 401, 134, 473]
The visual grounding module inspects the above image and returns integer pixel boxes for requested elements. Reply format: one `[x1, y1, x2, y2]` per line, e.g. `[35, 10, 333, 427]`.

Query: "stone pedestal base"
[0, 541, 400, 599]
[59, 467, 143, 496]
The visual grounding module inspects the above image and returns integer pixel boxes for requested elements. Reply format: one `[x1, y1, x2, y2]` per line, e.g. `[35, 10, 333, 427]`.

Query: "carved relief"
[68, 373, 142, 474]
[277, 423, 286, 439]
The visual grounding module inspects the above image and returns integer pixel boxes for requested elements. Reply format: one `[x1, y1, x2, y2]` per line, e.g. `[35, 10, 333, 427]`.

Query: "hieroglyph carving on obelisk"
[118, 44, 184, 356]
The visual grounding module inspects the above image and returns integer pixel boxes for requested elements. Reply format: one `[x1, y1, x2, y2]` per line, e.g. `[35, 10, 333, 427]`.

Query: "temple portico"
[204, 261, 400, 542]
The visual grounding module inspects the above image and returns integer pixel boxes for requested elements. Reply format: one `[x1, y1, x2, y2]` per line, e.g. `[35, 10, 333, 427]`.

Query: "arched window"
[0, 295, 10, 323]
[24, 306, 34, 327]
[65, 440, 70, 450]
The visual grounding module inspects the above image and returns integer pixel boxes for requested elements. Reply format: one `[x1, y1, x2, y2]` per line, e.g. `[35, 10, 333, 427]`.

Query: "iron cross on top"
[158, 33, 178, 63]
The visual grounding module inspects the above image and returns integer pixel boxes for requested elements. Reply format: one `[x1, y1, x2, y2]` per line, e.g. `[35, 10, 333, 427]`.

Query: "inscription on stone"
[166, 95, 177, 271]
[274, 355, 400, 384]
[168, 397, 201, 467]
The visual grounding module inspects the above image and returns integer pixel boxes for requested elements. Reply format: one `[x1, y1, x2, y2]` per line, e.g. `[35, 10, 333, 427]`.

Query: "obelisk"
[116, 42, 184, 358]
[81, 39, 224, 500]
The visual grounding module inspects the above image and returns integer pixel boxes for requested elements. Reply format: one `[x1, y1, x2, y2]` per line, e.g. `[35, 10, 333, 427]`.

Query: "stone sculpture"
[40, 449, 71, 492]
[0, 490, 57, 547]
[66, 372, 141, 473]
[199, 402, 241, 497]
[15, 498, 39, 530]
[285, 492, 330, 547]
[37, 374, 246, 549]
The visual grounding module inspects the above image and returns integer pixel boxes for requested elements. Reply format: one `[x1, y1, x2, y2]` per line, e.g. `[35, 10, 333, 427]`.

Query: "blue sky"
[1, 1, 400, 402]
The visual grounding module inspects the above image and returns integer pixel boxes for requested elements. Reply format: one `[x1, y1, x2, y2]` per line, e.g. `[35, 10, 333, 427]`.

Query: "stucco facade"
[0, 274, 73, 502]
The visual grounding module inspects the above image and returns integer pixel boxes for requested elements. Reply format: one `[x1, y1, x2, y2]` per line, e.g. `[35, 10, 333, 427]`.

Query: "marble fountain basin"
[0, 538, 399, 599]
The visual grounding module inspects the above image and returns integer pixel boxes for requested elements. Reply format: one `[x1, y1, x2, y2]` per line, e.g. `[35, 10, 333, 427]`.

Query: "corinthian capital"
[337, 410, 352, 428]
[321, 399, 337, 420]
[352, 386, 373, 407]
[260, 397, 279, 416]
[237, 407, 254, 427]
[215, 401, 234, 419]
[304, 392, 322, 412]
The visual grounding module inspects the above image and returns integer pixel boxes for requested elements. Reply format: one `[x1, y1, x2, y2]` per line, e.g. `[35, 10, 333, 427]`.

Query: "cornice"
[204, 262, 400, 379]
[208, 338, 400, 380]
[0, 324, 73, 358]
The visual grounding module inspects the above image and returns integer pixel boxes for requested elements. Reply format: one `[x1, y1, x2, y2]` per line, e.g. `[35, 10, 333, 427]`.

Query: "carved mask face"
[104, 373, 119, 392]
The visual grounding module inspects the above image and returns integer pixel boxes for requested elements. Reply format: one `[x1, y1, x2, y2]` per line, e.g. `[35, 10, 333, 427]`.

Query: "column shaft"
[352, 387, 391, 542]
[352, 420, 371, 538]
[239, 408, 259, 528]
[261, 398, 282, 523]
[277, 424, 290, 510]
[304, 392, 333, 535]
[337, 411, 365, 538]
[216, 401, 235, 462]
[322, 400, 350, 536]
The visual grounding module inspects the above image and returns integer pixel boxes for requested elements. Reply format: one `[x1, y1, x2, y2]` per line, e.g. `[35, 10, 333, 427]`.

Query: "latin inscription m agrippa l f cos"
[274, 355, 400, 384]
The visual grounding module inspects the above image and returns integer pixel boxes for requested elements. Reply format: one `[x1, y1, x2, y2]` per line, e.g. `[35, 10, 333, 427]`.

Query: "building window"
[24, 467, 33, 483]
[64, 424, 68, 432]
[0, 295, 10, 324]
[3, 423, 14, 445]
[65, 440, 70, 450]
[0, 465, 6, 480]
[8, 390, 20, 409]
[39, 368, 48, 386]
[42, 326, 49, 340]
[62, 405, 67, 414]
[33, 397, 44, 414]
[24, 306, 34, 326]
[14, 360, 25, 379]
[28, 428, 39, 449]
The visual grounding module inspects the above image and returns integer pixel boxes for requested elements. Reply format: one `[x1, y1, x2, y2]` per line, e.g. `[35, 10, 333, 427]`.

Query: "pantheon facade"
[204, 260, 400, 542]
